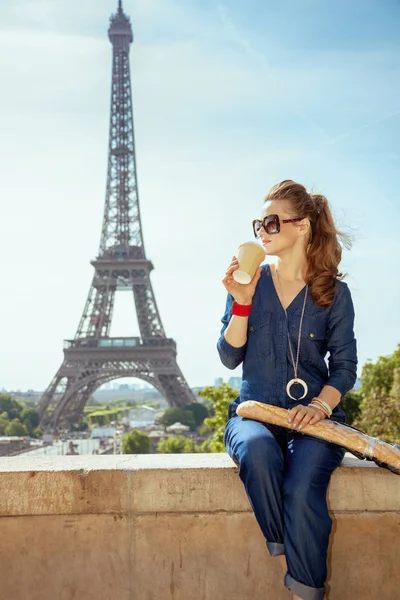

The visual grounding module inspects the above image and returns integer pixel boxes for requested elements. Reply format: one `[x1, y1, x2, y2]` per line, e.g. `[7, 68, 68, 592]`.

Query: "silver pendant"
[286, 378, 308, 400]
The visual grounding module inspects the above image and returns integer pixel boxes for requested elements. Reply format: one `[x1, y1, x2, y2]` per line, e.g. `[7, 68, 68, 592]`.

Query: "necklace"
[275, 268, 309, 401]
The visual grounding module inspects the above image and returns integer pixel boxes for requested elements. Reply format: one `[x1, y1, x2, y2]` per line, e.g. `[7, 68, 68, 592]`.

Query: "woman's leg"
[223, 414, 287, 556]
[282, 433, 345, 600]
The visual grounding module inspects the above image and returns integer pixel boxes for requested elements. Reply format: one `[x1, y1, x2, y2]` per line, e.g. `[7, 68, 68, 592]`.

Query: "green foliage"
[20, 408, 41, 435]
[33, 425, 44, 438]
[0, 395, 24, 420]
[199, 439, 213, 453]
[157, 407, 196, 431]
[5, 419, 28, 437]
[197, 421, 214, 437]
[87, 408, 123, 426]
[0, 395, 41, 437]
[185, 402, 209, 427]
[353, 368, 400, 444]
[0, 417, 9, 435]
[197, 383, 238, 452]
[157, 436, 199, 454]
[122, 429, 150, 454]
[340, 390, 362, 426]
[360, 344, 400, 396]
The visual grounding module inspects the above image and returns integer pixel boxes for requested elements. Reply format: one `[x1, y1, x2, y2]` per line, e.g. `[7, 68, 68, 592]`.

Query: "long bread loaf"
[236, 400, 400, 475]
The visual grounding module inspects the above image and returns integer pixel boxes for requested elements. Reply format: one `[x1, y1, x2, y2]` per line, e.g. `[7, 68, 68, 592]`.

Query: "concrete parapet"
[0, 454, 399, 599]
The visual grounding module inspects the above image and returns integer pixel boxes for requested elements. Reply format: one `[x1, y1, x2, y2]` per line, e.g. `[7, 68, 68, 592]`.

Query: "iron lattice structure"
[39, 1, 196, 430]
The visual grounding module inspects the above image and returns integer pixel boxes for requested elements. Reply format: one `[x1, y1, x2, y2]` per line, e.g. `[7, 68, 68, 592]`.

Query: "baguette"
[236, 400, 400, 475]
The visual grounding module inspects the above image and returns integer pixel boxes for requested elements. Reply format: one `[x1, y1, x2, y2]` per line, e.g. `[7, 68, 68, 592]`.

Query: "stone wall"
[0, 454, 399, 599]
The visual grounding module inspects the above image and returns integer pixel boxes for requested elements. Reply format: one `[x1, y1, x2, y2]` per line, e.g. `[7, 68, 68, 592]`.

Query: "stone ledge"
[0, 454, 399, 600]
[0, 453, 399, 517]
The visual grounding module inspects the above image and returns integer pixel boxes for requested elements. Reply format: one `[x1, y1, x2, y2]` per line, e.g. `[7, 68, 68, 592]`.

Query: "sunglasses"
[252, 214, 305, 238]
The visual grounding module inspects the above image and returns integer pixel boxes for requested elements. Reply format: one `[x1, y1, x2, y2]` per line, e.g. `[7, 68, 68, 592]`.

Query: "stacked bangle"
[311, 398, 332, 417]
[310, 397, 332, 417]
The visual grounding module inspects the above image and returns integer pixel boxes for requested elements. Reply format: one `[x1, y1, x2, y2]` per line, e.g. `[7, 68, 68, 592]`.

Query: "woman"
[218, 180, 358, 600]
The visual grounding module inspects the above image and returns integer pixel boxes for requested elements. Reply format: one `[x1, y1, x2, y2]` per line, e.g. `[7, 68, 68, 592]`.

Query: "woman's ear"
[299, 218, 311, 237]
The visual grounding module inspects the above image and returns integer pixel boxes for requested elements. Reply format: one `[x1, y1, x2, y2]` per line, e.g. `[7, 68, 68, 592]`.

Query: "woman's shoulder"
[329, 277, 354, 313]
[332, 277, 351, 298]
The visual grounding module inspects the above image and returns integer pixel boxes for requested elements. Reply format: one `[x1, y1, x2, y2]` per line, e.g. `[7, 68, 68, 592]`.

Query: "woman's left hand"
[287, 404, 326, 430]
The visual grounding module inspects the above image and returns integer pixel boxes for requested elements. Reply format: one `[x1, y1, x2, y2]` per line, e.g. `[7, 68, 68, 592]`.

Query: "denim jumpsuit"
[218, 263, 358, 600]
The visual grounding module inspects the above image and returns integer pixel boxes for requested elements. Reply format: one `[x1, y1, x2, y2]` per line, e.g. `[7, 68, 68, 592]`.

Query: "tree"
[33, 425, 44, 438]
[122, 430, 150, 454]
[360, 344, 400, 396]
[199, 439, 213, 453]
[0, 395, 23, 420]
[185, 402, 209, 427]
[340, 390, 362, 426]
[157, 436, 198, 454]
[157, 407, 196, 431]
[0, 417, 9, 435]
[197, 383, 238, 452]
[20, 408, 41, 435]
[353, 368, 400, 444]
[5, 419, 28, 437]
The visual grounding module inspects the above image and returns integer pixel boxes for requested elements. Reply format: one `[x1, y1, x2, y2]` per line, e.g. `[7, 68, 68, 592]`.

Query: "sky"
[0, 0, 399, 392]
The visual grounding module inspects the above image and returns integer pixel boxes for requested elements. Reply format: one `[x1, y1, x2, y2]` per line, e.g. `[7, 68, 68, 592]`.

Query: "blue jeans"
[223, 413, 345, 600]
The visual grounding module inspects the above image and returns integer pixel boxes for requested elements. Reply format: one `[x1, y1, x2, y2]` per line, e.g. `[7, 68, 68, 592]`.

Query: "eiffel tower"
[39, 0, 196, 429]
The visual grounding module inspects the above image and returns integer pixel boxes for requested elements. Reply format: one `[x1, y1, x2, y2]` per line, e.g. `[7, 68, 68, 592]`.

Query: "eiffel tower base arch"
[39, 343, 197, 431]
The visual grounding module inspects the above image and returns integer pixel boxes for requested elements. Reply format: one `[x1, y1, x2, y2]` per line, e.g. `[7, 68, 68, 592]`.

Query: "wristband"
[231, 302, 252, 317]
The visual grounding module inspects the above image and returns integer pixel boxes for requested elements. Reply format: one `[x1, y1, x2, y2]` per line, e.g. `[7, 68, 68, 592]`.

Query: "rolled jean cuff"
[266, 541, 285, 556]
[284, 572, 325, 600]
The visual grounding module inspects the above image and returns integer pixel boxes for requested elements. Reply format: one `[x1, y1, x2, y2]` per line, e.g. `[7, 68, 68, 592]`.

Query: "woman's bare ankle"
[274, 554, 287, 574]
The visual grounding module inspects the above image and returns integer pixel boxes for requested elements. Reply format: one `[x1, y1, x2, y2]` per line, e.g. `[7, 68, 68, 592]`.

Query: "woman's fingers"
[225, 260, 239, 276]
[288, 406, 303, 426]
[308, 412, 325, 426]
[225, 265, 237, 276]
[288, 406, 324, 429]
[298, 414, 314, 430]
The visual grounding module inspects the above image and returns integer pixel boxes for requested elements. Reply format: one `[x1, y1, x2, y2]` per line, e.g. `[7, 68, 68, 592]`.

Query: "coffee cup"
[232, 241, 265, 284]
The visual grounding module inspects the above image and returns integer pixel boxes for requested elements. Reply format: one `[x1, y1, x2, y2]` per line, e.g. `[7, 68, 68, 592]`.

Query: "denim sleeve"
[326, 282, 358, 396]
[216, 293, 247, 370]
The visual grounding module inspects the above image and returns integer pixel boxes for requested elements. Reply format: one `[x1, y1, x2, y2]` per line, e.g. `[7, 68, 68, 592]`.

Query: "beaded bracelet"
[311, 399, 331, 416]
[310, 402, 328, 416]
[311, 397, 332, 417]
[315, 398, 333, 416]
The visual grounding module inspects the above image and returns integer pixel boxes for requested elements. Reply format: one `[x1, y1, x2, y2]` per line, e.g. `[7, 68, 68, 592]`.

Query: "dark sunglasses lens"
[265, 216, 279, 234]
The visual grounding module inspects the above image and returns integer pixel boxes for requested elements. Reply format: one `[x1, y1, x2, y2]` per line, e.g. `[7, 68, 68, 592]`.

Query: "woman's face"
[257, 199, 306, 257]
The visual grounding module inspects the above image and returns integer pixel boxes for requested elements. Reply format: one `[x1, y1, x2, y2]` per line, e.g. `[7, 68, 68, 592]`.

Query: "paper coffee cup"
[232, 241, 265, 284]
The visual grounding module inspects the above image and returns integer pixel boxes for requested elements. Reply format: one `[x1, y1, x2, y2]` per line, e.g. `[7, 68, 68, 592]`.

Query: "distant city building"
[214, 378, 224, 387]
[228, 377, 242, 389]
[91, 426, 117, 439]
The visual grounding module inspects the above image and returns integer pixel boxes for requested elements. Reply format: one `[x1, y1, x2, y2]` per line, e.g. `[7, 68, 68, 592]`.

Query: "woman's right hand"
[222, 256, 262, 305]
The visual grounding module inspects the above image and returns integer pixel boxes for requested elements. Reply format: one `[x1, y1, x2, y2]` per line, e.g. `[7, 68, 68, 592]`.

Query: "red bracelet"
[231, 302, 252, 317]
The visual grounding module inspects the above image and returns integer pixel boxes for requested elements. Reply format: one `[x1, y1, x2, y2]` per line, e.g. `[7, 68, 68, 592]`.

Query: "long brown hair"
[266, 180, 352, 306]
